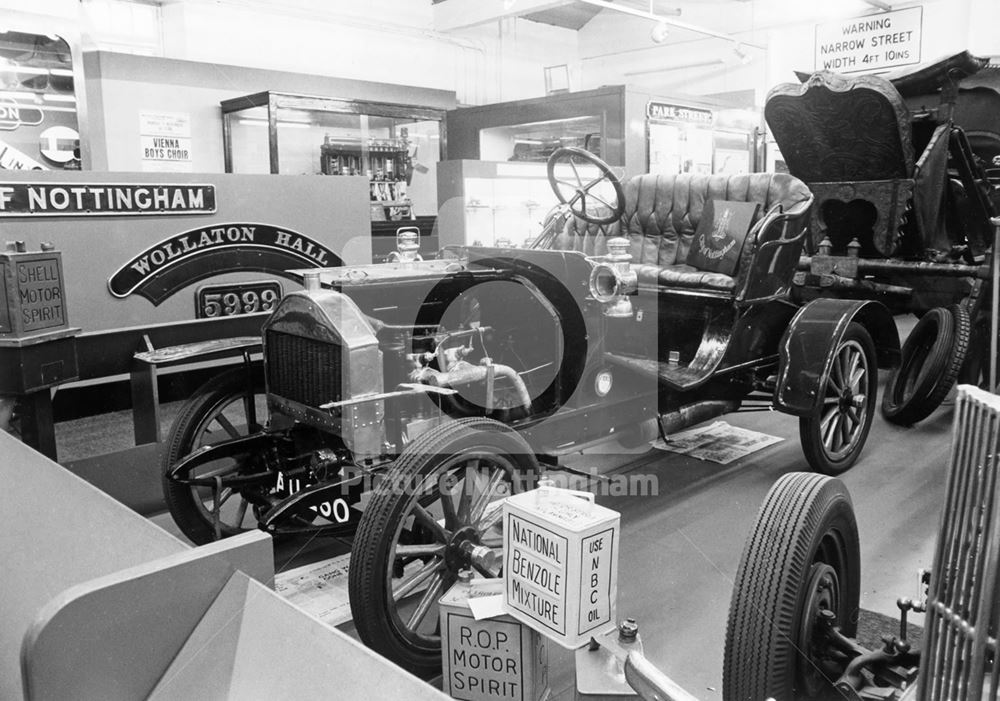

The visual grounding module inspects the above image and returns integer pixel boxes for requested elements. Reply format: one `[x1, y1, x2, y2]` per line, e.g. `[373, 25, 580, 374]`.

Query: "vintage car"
[161, 147, 901, 673]
[765, 51, 1000, 425]
[722, 384, 1000, 701]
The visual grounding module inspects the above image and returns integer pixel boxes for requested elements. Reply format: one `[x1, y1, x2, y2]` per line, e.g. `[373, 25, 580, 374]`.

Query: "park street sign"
[502, 486, 620, 649]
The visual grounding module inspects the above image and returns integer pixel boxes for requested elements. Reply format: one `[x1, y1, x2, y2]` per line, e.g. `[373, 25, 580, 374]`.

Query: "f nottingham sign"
[0, 182, 216, 216]
[107, 222, 342, 304]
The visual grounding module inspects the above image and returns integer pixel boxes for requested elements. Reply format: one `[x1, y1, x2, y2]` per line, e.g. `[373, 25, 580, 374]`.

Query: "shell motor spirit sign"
[815, 6, 922, 73]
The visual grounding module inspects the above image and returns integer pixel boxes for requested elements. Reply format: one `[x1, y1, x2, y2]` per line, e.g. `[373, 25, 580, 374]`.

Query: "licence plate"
[196, 280, 282, 318]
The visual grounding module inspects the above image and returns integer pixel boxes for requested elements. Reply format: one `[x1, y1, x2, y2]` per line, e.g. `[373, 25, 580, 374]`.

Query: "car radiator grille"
[265, 330, 342, 408]
[917, 386, 1000, 701]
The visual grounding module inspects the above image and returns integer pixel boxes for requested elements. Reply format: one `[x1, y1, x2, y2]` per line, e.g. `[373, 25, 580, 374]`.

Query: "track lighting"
[650, 21, 670, 43]
[732, 43, 751, 65]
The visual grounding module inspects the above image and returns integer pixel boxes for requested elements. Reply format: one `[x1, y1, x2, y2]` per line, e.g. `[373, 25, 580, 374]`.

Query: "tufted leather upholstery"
[550, 172, 813, 292]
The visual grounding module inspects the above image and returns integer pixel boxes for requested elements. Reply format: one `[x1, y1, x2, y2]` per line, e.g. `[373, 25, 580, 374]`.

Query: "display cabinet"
[436, 159, 621, 248]
[221, 91, 446, 219]
[446, 86, 761, 182]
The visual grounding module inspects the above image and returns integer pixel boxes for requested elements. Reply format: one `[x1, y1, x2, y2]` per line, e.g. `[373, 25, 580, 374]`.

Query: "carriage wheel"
[161, 365, 266, 544]
[800, 323, 877, 475]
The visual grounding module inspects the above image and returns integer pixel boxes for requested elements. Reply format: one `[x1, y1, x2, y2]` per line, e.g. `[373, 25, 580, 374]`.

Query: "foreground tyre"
[881, 306, 957, 425]
[161, 364, 266, 544]
[723, 472, 861, 701]
[800, 322, 877, 475]
[349, 418, 538, 676]
[958, 311, 994, 390]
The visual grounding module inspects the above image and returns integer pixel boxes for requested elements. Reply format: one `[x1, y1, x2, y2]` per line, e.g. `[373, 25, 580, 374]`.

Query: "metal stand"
[991, 216, 1000, 393]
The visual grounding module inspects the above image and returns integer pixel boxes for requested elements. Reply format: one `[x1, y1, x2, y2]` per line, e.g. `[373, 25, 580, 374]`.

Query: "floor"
[129, 318, 954, 700]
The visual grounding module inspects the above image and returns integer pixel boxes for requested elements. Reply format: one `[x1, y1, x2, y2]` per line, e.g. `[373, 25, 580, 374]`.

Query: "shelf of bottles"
[320, 133, 411, 210]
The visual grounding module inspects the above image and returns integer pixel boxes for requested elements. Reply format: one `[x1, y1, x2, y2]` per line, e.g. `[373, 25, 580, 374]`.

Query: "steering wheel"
[546, 147, 625, 225]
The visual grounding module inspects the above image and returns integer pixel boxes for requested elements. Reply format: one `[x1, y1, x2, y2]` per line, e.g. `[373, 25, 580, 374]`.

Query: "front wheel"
[723, 472, 861, 701]
[800, 322, 877, 475]
[348, 418, 539, 676]
[161, 364, 266, 544]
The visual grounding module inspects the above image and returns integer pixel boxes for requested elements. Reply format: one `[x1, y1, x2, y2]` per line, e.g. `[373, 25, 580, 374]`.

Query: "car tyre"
[881, 307, 957, 425]
[958, 310, 994, 390]
[161, 364, 265, 544]
[348, 417, 538, 676]
[800, 322, 877, 475]
[723, 472, 860, 701]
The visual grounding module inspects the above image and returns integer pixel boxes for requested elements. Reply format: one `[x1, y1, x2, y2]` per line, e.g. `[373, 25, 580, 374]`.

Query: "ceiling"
[430, 0, 756, 37]
[521, 3, 603, 30]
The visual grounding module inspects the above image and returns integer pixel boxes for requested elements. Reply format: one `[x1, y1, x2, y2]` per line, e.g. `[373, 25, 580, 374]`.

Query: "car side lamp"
[589, 237, 638, 318]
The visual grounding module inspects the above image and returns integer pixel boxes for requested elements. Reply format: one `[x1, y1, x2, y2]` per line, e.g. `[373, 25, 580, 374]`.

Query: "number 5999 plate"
[195, 280, 282, 318]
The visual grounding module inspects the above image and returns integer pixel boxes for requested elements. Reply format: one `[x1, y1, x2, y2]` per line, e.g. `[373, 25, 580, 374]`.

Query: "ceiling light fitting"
[732, 43, 751, 65]
[650, 21, 669, 43]
[578, 0, 762, 48]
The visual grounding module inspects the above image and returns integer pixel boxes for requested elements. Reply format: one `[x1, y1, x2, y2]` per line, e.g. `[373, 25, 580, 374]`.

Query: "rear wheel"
[161, 364, 266, 544]
[723, 472, 861, 701]
[348, 418, 538, 675]
[800, 323, 877, 475]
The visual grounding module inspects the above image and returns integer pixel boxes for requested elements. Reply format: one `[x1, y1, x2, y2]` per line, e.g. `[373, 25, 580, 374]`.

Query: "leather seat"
[550, 172, 812, 293]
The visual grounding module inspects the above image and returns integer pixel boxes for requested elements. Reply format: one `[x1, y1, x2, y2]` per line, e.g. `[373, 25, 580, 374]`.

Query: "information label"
[578, 529, 614, 635]
[815, 7, 922, 73]
[140, 111, 193, 173]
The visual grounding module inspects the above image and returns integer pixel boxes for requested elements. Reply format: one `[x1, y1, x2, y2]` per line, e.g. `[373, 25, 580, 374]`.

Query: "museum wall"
[81, 51, 457, 172]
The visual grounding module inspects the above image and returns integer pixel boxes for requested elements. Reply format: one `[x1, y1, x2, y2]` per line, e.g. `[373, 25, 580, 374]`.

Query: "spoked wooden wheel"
[800, 323, 877, 475]
[349, 418, 538, 675]
[723, 472, 861, 701]
[161, 365, 267, 544]
[546, 146, 625, 225]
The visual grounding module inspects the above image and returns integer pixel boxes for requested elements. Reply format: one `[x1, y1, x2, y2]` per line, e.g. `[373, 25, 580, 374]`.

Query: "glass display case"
[221, 91, 445, 218]
[479, 115, 603, 162]
[437, 159, 622, 248]
[647, 102, 761, 176]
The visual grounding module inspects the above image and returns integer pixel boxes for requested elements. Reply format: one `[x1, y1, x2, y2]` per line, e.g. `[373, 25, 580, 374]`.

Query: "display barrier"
[3, 430, 447, 700]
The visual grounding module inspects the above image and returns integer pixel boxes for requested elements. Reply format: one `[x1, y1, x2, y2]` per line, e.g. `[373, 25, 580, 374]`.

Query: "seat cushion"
[547, 171, 811, 294]
[633, 263, 735, 291]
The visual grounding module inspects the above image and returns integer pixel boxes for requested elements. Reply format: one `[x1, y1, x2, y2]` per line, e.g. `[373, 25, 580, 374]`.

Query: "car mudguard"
[165, 431, 280, 484]
[774, 298, 900, 417]
[260, 469, 369, 536]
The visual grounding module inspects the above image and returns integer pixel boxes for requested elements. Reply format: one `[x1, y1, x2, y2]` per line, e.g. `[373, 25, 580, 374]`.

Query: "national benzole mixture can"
[502, 486, 620, 650]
